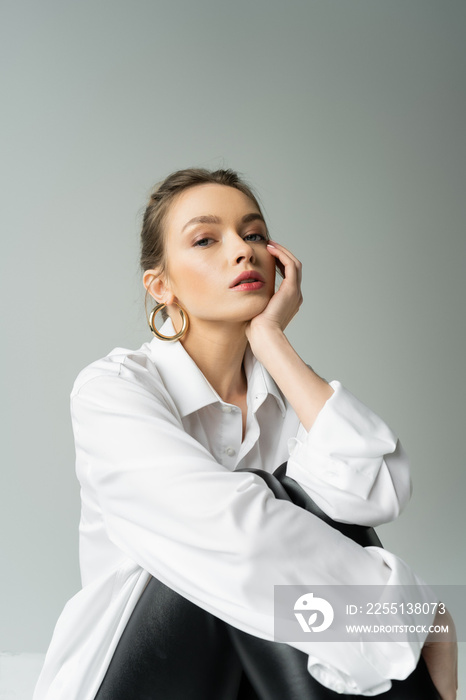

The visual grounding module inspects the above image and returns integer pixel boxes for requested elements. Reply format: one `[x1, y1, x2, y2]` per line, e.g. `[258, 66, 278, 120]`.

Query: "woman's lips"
[230, 271, 265, 290]
[230, 280, 265, 291]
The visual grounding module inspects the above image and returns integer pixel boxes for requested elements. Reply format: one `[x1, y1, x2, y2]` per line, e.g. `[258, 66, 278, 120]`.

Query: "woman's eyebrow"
[181, 213, 265, 233]
[241, 213, 266, 225]
[181, 215, 221, 232]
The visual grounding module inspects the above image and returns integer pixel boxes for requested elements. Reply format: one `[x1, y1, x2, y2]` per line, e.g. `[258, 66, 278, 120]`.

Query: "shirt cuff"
[306, 547, 438, 695]
[307, 652, 392, 696]
[286, 380, 398, 501]
[360, 547, 439, 677]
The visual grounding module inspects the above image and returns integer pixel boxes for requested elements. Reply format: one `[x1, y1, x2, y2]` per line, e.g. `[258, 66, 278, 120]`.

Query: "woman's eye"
[193, 237, 212, 247]
[244, 233, 266, 242]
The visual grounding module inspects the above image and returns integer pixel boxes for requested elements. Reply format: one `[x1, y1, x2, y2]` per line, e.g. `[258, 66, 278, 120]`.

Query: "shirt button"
[225, 446, 236, 457]
[221, 405, 233, 413]
[334, 682, 345, 694]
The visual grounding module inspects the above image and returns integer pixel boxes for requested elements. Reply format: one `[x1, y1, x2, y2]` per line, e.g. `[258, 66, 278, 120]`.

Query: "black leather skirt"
[94, 464, 441, 699]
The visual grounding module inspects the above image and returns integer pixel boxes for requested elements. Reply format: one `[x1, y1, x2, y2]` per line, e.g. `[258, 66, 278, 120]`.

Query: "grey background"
[1, 0, 465, 691]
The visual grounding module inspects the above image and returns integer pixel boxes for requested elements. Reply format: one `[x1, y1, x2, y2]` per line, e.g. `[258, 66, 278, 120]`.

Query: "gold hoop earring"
[148, 302, 189, 342]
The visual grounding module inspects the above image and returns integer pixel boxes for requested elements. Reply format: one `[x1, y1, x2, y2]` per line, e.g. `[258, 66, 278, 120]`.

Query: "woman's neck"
[179, 319, 249, 404]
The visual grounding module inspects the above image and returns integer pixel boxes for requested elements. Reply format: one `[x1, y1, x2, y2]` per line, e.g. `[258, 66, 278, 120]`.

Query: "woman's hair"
[140, 167, 265, 277]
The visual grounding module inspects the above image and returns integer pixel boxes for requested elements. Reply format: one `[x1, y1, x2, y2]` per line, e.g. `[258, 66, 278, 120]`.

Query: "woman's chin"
[189, 296, 273, 327]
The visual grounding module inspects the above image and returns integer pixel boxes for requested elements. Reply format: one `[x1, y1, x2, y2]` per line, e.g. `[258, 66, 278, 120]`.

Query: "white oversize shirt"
[33, 319, 437, 699]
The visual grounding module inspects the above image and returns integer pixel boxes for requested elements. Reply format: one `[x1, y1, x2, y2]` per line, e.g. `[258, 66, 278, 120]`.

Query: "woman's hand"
[245, 240, 333, 430]
[421, 607, 458, 700]
[245, 241, 303, 354]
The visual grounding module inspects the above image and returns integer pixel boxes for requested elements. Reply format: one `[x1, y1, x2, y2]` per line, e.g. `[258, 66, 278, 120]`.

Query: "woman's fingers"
[246, 241, 303, 347]
[249, 241, 303, 331]
[422, 642, 458, 699]
[421, 608, 458, 700]
[267, 239, 301, 264]
[267, 246, 286, 278]
[267, 241, 302, 288]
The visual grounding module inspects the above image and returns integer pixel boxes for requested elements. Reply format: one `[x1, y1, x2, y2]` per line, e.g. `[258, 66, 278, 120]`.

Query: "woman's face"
[160, 183, 276, 326]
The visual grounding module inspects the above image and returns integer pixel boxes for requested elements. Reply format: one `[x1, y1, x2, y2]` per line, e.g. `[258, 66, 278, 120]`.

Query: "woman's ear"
[143, 270, 175, 305]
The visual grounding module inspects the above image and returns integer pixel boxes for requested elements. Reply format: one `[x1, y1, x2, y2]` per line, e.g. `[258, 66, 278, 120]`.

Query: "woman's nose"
[230, 233, 255, 264]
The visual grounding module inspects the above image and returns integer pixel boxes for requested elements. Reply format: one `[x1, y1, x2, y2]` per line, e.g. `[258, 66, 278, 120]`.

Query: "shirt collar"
[147, 318, 286, 419]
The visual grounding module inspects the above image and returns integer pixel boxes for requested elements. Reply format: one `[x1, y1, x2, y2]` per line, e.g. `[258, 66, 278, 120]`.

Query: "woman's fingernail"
[267, 242, 276, 248]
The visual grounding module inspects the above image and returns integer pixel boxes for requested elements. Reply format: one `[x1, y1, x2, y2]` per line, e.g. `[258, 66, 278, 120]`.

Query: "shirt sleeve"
[71, 360, 435, 696]
[285, 380, 413, 526]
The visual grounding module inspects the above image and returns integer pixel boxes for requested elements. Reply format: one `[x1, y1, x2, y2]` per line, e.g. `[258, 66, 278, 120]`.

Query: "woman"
[34, 168, 457, 699]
